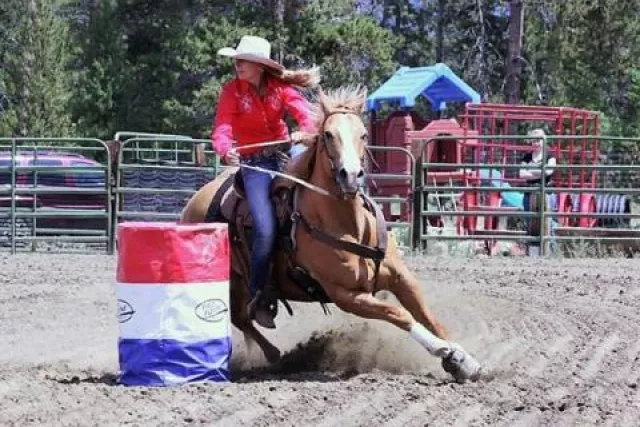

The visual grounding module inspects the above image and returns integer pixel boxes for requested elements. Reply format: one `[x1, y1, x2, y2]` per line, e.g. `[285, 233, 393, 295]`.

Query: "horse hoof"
[265, 347, 281, 364]
[442, 346, 484, 382]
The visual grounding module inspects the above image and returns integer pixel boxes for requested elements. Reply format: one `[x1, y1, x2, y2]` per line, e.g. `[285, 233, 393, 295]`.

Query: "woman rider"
[212, 35, 319, 328]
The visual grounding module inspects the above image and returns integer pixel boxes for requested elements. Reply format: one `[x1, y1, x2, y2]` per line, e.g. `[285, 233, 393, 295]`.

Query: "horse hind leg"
[230, 271, 282, 364]
[231, 303, 281, 364]
[235, 319, 281, 364]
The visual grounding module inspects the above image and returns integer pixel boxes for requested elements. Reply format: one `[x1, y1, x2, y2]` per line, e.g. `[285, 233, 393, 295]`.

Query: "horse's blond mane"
[310, 84, 368, 130]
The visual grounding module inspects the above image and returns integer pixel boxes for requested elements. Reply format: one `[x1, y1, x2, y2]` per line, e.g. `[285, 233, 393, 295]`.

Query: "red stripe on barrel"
[116, 222, 230, 284]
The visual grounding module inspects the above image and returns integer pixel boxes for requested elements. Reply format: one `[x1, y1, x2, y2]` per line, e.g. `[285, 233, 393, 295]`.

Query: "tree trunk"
[394, 1, 402, 34]
[476, 0, 488, 98]
[273, 0, 285, 64]
[505, 0, 524, 104]
[436, 0, 445, 62]
[17, 0, 37, 136]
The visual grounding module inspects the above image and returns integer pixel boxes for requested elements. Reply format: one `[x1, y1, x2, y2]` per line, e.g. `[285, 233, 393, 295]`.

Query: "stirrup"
[248, 289, 277, 329]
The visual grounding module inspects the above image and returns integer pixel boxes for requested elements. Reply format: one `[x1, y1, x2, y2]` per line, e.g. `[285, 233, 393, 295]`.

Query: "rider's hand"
[223, 148, 240, 166]
[290, 131, 313, 144]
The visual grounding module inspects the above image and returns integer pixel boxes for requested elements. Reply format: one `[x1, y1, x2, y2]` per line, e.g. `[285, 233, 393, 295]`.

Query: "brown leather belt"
[238, 145, 286, 162]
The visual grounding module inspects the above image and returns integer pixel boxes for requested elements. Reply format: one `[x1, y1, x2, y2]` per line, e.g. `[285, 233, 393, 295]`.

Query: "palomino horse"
[180, 86, 483, 382]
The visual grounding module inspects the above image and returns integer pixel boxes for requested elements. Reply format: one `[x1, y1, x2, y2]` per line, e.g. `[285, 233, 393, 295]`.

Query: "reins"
[231, 138, 337, 199]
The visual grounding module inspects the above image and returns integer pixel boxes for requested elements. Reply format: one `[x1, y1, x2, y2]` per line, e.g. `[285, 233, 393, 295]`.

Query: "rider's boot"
[247, 261, 278, 329]
[247, 288, 277, 329]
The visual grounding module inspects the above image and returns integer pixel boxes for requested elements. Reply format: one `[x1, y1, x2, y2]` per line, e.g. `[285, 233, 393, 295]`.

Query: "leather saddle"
[207, 168, 294, 230]
[204, 167, 332, 309]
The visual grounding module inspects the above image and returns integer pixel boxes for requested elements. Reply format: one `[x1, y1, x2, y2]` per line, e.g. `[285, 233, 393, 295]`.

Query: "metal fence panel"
[113, 136, 221, 249]
[414, 134, 640, 256]
[1, 131, 638, 258]
[0, 138, 112, 254]
[364, 145, 416, 249]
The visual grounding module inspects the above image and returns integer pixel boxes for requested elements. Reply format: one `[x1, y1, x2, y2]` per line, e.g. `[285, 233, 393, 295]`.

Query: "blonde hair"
[246, 62, 320, 98]
[266, 65, 321, 89]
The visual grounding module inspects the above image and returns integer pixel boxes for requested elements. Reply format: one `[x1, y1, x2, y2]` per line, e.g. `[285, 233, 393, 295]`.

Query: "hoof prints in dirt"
[52, 373, 119, 386]
[3, 255, 640, 426]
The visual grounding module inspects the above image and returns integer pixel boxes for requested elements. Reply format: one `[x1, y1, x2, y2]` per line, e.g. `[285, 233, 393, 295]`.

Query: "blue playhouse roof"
[366, 63, 481, 112]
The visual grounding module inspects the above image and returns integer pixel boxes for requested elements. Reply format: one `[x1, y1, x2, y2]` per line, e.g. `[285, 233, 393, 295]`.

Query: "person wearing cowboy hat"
[519, 128, 556, 186]
[211, 35, 320, 329]
[517, 128, 559, 254]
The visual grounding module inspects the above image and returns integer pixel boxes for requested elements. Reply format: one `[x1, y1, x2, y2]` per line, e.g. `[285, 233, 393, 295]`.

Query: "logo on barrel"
[195, 299, 228, 323]
[117, 299, 135, 323]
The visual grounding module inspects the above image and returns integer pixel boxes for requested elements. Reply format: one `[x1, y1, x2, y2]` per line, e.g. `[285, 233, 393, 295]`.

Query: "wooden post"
[273, 0, 285, 63]
[505, 0, 524, 105]
[194, 143, 206, 166]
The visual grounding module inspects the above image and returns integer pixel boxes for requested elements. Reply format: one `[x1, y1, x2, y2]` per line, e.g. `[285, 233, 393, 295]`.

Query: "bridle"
[318, 109, 368, 199]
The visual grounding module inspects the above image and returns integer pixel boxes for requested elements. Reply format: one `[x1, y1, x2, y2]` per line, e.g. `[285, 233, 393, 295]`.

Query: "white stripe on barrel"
[116, 221, 231, 386]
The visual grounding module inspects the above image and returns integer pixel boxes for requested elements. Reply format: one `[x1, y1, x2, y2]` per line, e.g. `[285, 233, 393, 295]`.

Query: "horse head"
[307, 85, 369, 198]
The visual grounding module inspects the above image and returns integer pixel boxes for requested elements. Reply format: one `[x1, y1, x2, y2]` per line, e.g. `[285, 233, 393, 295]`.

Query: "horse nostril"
[357, 169, 365, 179]
[339, 168, 348, 181]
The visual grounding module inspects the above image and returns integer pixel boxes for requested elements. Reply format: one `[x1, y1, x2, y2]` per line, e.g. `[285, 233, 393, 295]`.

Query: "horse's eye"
[324, 131, 333, 141]
[361, 133, 369, 141]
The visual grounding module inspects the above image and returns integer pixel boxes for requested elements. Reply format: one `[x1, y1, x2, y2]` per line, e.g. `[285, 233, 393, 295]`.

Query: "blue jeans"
[240, 155, 280, 297]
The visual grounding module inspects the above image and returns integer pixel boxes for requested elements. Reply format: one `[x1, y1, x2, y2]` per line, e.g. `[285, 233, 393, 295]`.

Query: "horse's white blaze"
[336, 116, 361, 174]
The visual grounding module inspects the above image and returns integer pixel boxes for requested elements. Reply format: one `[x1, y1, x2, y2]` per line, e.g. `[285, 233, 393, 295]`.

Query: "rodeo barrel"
[116, 221, 231, 386]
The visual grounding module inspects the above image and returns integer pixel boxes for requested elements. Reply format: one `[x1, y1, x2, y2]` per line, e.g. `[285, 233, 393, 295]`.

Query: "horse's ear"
[318, 87, 331, 117]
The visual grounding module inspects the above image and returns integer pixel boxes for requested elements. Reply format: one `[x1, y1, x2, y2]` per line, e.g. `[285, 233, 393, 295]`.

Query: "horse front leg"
[384, 261, 450, 341]
[325, 284, 416, 330]
[375, 261, 485, 382]
[233, 319, 282, 364]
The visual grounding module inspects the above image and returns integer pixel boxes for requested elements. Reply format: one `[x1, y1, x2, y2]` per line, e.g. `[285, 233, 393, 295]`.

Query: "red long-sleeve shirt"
[211, 77, 316, 157]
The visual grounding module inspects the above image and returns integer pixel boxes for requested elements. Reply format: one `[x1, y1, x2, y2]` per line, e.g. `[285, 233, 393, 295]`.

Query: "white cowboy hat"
[527, 128, 547, 143]
[217, 35, 284, 72]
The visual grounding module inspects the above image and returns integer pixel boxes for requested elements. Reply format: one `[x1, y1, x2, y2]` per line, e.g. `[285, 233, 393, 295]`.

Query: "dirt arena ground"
[1, 252, 639, 426]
